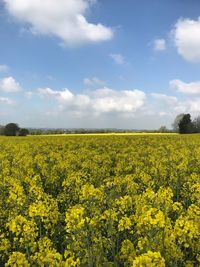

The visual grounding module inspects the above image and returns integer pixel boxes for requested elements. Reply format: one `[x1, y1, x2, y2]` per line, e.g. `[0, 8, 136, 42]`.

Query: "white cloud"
[0, 64, 9, 72]
[151, 93, 178, 105]
[170, 79, 200, 95]
[92, 88, 145, 113]
[38, 87, 74, 103]
[38, 86, 146, 115]
[110, 53, 125, 65]
[0, 77, 22, 93]
[171, 98, 200, 114]
[173, 17, 200, 62]
[188, 99, 200, 112]
[153, 39, 166, 51]
[0, 96, 14, 105]
[84, 77, 105, 86]
[151, 91, 200, 115]
[3, 0, 113, 46]
[150, 93, 179, 116]
[159, 112, 167, 116]
[40, 86, 200, 123]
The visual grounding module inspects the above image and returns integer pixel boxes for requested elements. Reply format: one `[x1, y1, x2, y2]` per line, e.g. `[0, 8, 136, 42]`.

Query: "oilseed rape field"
[0, 135, 199, 266]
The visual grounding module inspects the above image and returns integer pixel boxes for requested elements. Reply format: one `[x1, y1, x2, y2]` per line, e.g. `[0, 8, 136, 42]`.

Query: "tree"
[18, 128, 29, 136]
[192, 116, 200, 133]
[172, 114, 184, 132]
[4, 123, 20, 136]
[178, 114, 193, 134]
[158, 126, 168, 133]
[0, 126, 4, 136]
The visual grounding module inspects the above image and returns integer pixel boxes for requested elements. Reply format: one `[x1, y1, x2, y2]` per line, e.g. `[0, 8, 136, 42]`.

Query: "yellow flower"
[5, 252, 30, 267]
[118, 216, 132, 231]
[65, 206, 85, 232]
[132, 251, 165, 267]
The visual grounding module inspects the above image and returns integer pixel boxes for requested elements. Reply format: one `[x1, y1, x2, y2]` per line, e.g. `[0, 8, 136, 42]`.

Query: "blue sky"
[1, 0, 200, 129]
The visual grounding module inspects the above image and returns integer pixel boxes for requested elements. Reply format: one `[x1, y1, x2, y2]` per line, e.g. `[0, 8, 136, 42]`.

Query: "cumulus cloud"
[173, 17, 200, 62]
[0, 96, 14, 105]
[151, 93, 178, 105]
[110, 53, 125, 65]
[3, 0, 113, 46]
[38, 87, 74, 105]
[0, 77, 22, 93]
[153, 39, 166, 51]
[40, 86, 200, 121]
[0, 64, 9, 72]
[170, 79, 200, 95]
[151, 91, 200, 115]
[84, 77, 105, 86]
[174, 98, 200, 114]
[149, 93, 180, 116]
[92, 88, 145, 113]
[38, 86, 146, 115]
[188, 99, 200, 112]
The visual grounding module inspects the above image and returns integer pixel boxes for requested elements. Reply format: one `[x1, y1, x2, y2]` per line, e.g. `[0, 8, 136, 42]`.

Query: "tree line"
[172, 113, 200, 134]
[0, 123, 29, 136]
[1, 115, 200, 136]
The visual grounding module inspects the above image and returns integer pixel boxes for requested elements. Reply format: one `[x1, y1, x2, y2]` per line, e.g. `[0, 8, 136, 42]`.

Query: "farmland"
[0, 134, 199, 266]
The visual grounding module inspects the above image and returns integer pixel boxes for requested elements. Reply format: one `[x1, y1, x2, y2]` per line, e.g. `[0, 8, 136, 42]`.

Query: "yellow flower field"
[0, 135, 199, 266]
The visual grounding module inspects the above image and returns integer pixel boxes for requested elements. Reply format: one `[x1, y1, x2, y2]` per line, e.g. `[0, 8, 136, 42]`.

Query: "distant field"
[0, 134, 199, 266]
[36, 132, 178, 137]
